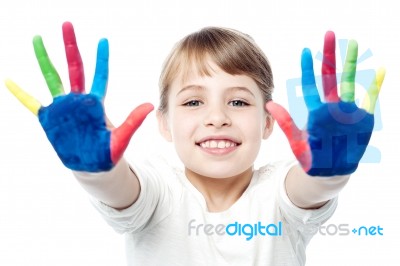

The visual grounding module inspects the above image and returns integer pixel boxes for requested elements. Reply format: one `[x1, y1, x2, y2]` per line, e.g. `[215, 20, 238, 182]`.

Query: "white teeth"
[199, 140, 237, 148]
[210, 140, 217, 148]
[217, 141, 225, 148]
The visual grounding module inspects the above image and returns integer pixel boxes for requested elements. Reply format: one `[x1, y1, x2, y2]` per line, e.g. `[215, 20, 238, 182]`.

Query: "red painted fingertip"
[62, 21, 74, 32]
[62, 21, 85, 94]
[324, 31, 336, 53]
[110, 103, 154, 163]
[322, 30, 339, 103]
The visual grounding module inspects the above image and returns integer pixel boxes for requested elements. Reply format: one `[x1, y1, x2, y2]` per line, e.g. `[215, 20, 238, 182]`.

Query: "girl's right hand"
[5, 22, 153, 172]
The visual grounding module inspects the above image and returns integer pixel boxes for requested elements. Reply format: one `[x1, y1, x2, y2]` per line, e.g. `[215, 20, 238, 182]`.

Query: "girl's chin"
[185, 166, 253, 180]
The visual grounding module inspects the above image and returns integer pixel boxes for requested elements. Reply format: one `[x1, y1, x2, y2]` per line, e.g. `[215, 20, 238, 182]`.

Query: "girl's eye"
[229, 100, 249, 107]
[184, 100, 201, 107]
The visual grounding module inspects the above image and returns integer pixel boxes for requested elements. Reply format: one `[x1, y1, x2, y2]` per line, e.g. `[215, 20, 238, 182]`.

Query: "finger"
[90, 38, 109, 100]
[62, 21, 85, 93]
[5, 79, 42, 116]
[266, 101, 304, 144]
[362, 68, 385, 114]
[266, 101, 311, 171]
[301, 48, 322, 110]
[322, 31, 340, 102]
[110, 103, 154, 164]
[340, 40, 358, 102]
[33, 36, 65, 98]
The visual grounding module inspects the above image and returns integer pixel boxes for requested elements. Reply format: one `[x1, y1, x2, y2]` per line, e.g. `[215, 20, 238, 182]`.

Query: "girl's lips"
[199, 139, 238, 149]
[195, 135, 241, 146]
[196, 137, 241, 155]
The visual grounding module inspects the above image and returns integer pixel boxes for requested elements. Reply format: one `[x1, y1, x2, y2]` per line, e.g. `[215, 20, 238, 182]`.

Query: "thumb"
[266, 101, 302, 141]
[110, 103, 154, 164]
[266, 101, 311, 171]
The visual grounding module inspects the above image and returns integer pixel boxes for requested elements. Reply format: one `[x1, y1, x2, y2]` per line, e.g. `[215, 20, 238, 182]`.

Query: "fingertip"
[62, 21, 74, 31]
[32, 35, 42, 41]
[301, 48, 312, 59]
[377, 67, 386, 87]
[97, 38, 109, 56]
[32, 36, 46, 57]
[265, 101, 284, 119]
[62, 21, 77, 43]
[125, 103, 155, 128]
[377, 67, 386, 76]
[325, 30, 335, 41]
[348, 39, 358, 50]
[301, 48, 313, 69]
[127, 103, 155, 122]
[302, 47, 312, 56]
[99, 38, 109, 45]
[4, 78, 17, 92]
[32, 35, 43, 45]
[324, 31, 336, 52]
[138, 102, 155, 115]
[325, 30, 335, 35]
[4, 79, 41, 116]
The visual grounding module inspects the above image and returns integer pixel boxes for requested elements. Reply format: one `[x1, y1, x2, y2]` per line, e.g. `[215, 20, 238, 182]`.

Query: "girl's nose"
[203, 106, 232, 128]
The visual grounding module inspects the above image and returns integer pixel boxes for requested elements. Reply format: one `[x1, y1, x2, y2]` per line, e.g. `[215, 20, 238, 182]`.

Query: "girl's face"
[157, 60, 274, 179]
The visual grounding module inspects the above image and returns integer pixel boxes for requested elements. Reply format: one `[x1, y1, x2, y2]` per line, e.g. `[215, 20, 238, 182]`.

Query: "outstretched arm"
[6, 22, 153, 209]
[267, 31, 385, 209]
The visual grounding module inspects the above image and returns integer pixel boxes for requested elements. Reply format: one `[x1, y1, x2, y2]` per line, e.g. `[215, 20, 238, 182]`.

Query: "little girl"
[6, 22, 384, 265]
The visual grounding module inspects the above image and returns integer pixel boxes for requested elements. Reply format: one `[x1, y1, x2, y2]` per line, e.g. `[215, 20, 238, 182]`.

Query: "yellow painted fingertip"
[376, 67, 386, 89]
[5, 79, 41, 116]
[362, 68, 385, 114]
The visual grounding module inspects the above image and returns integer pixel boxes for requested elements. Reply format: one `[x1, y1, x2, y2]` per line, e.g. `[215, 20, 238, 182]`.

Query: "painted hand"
[5, 22, 154, 172]
[267, 31, 385, 176]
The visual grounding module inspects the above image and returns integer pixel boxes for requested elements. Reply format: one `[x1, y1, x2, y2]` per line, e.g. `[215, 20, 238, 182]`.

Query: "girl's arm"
[285, 165, 349, 209]
[73, 158, 141, 210]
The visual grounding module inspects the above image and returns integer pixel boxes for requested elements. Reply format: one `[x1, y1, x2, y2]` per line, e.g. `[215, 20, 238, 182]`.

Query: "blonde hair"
[158, 27, 274, 113]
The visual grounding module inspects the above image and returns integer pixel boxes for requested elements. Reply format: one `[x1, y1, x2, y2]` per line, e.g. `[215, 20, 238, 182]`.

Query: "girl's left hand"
[267, 31, 385, 176]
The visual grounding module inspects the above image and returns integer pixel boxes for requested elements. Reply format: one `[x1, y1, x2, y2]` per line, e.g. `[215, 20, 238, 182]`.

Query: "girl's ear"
[263, 114, 274, 140]
[157, 110, 173, 142]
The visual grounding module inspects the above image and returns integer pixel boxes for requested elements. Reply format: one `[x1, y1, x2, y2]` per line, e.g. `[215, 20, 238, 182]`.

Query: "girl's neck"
[185, 167, 253, 212]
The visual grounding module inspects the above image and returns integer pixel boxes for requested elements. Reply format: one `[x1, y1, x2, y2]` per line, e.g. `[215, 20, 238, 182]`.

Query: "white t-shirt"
[88, 157, 337, 266]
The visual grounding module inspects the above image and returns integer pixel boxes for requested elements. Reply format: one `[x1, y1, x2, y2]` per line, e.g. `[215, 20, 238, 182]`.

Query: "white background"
[0, 0, 399, 265]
